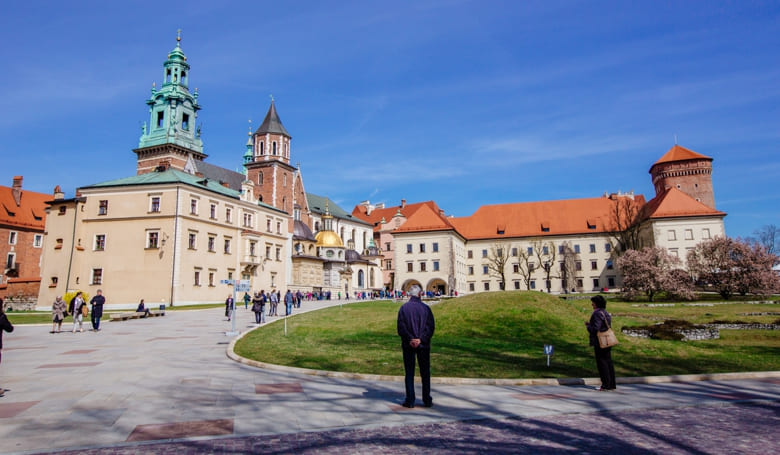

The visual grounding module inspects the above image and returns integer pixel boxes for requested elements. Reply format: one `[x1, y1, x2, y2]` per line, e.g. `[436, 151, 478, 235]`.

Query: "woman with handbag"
[51, 296, 67, 333]
[585, 295, 617, 391]
[68, 291, 87, 333]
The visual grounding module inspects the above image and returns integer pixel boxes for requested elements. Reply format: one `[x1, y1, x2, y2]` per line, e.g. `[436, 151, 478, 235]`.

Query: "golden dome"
[315, 230, 344, 247]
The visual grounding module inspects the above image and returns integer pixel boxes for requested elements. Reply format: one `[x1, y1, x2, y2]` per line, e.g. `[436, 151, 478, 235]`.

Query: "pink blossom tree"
[687, 237, 780, 299]
[617, 247, 694, 301]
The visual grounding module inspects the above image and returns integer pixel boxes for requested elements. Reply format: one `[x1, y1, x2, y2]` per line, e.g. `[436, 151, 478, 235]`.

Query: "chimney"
[12, 176, 22, 206]
[54, 185, 65, 200]
[401, 199, 406, 208]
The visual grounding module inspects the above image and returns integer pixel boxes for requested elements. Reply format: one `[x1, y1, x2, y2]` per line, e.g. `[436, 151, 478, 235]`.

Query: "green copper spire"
[243, 120, 254, 165]
[138, 31, 203, 154]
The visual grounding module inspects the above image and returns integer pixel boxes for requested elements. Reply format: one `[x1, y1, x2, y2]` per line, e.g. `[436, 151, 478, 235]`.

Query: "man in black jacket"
[0, 299, 14, 397]
[397, 284, 435, 408]
[90, 289, 106, 332]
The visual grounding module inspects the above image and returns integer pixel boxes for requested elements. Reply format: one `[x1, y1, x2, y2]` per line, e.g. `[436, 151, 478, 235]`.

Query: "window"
[432, 242, 439, 252]
[496, 248, 503, 257]
[182, 113, 189, 130]
[593, 278, 600, 289]
[224, 238, 231, 254]
[484, 282, 490, 291]
[702, 228, 711, 239]
[276, 247, 281, 261]
[156, 111, 164, 128]
[589, 244, 596, 253]
[58, 206, 66, 215]
[559, 262, 565, 271]
[608, 277, 615, 287]
[469, 283, 475, 291]
[385, 242, 391, 251]
[574, 244, 580, 254]
[433, 261, 439, 271]
[668, 230, 677, 241]
[98, 200, 108, 215]
[406, 244, 412, 253]
[225, 207, 232, 223]
[514, 281, 520, 290]
[91, 268, 103, 285]
[267, 219, 272, 232]
[194, 270, 201, 286]
[513, 264, 520, 273]
[468, 266, 474, 275]
[55, 238, 63, 249]
[276, 221, 281, 234]
[249, 241, 256, 256]
[529, 263, 535, 272]
[94, 235, 106, 251]
[669, 248, 679, 257]
[208, 236, 215, 252]
[542, 246, 549, 255]
[591, 260, 598, 270]
[527, 247, 533, 255]
[482, 249, 488, 258]
[150, 196, 161, 213]
[227, 270, 234, 281]
[575, 261, 582, 271]
[243, 213, 253, 228]
[685, 229, 694, 240]
[577, 278, 583, 287]
[33, 234, 43, 248]
[9, 231, 17, 245]
[210, 204, 217, 219]
[467, 250, 473, 259]
[209, 271, 215, 287]
[147, 231, 159, 249]
[606, 259, 613, 270]
[419, 243, 426, 253]
[558, 245, 565, 254]
[266, 245, 271, 258]
[512, 247, 518, 257]
[420, 262, 427, 272]
[483, 265, 489, 275]
[258, 173, 263, 185]
[188, 233, 197, 249]
[407, 262, 413, 272]
[385, 259, 392, 269]
[605, 243, 611, 253]
[6, 253, 15, 269]
[283, 174, 287, 187]
[190, 199, 198, 215]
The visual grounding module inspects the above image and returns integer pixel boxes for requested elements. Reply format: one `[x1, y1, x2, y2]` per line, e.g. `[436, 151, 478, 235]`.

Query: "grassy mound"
[233, 291, 780, 379]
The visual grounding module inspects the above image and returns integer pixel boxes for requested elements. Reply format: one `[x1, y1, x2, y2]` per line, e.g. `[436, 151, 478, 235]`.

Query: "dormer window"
[540, 221, 550, 232]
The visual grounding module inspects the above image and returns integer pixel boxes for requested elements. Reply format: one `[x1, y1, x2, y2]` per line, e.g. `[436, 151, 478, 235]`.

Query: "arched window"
[369, 269, 375, 287]
[259, 142, 264, 155]
[181, 71, 187, 85]
[358, 270, 364, 288]
[273, 141, 277, 155]
[258, 173, 263, 185]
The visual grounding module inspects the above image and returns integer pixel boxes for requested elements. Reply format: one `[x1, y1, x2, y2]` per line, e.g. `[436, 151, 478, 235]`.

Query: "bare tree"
[485, 242, 512, 290]
[533, 239, 557, 292]
[515, 245, 534, 290]
[607, 195, 644, 254]
[559, 242, 579, 292]
[747, 224, 778, 258]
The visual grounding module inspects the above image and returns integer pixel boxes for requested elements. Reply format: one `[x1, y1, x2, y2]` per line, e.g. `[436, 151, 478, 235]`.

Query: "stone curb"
[226, 322, 780, 386]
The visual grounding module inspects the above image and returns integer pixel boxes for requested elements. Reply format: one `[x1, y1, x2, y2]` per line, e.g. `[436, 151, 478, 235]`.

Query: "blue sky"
[1, 1, 778, 239]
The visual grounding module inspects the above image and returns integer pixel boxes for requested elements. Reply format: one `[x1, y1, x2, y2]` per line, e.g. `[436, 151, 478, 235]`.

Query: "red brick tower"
[244, 100, 295, 214]
[649, 145, 715, 209]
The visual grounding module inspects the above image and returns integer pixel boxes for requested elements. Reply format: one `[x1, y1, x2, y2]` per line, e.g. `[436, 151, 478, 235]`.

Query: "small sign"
[236, 284, 251, 292]
[220, 279, 234, 285]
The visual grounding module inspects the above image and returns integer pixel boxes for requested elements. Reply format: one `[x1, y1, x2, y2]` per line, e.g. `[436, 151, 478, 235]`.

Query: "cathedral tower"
[649, 145, 715, 209]
[134, 32, 205, 174]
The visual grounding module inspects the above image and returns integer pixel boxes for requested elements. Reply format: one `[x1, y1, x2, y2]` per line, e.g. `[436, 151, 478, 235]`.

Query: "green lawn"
[233, 291, 780, 379]
[4, 303, 225, 325]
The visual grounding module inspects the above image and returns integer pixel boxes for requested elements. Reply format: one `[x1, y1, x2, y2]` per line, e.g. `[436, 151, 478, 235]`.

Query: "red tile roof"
[351, 200, 442, 232]
[641, 187, 726, 220]
[0, 180, 52, 230]
[392, 203, 456, 233]
[448, 196, 647, 240]
[652, 145, 711, 166]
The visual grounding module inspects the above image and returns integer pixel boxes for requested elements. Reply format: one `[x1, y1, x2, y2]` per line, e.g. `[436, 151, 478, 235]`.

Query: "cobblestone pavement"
[23, 401, 779, 455]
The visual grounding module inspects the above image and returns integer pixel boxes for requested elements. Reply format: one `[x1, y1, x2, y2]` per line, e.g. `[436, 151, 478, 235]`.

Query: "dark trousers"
[91, 313, 101, 330]
[402, 346, 431, 404]
[594, 345, 616, 389]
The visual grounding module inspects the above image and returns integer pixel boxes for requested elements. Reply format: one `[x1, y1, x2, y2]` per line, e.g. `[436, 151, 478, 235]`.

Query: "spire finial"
[248, 119, 252, 136]
[176, 29, 182, 44]
[269, 94, 274, 103]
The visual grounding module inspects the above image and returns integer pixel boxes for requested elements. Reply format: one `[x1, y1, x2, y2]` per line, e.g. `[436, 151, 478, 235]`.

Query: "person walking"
[396, 284, 435, 408]
[251, 292, 265, 324]
[69, 291, 87, 333]
[284, 290, 294, 316]
[51, 296, 67, 333]
[585, 295, 617, 391]
[269, 290, 279, 316]
[89, 290, 106, 331]
[225, 295, 234, 321]
[243, 292, 251, 310]
[0, 300, 13, 397]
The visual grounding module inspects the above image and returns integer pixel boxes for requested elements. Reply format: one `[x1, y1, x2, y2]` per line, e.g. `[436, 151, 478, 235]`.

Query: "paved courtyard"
[0, 300, 778, 454]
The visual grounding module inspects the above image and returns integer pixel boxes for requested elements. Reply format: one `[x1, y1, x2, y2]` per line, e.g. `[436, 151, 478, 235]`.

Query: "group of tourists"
[49, 290, 106, 333]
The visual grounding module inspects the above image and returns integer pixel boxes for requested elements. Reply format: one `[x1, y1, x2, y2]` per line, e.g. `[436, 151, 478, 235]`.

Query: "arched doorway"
[427, 278, 447, 295]
[401, 279, 422, 293]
